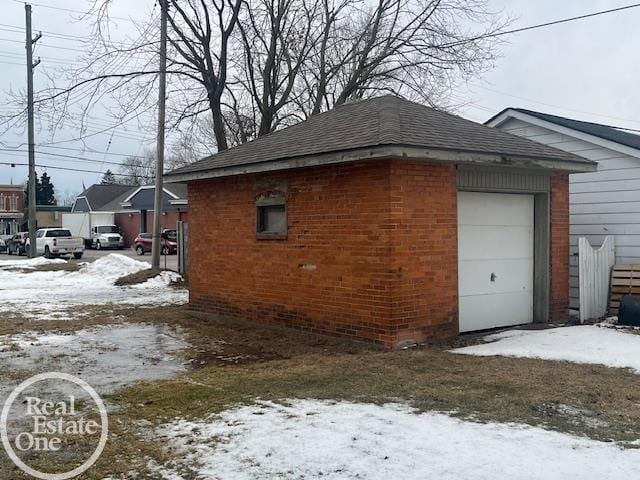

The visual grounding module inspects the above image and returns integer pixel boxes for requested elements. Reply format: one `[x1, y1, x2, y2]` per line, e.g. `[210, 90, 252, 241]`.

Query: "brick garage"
[167, 96, 595, 347]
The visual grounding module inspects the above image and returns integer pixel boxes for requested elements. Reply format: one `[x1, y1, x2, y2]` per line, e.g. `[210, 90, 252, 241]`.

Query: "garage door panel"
[458, 191, 534, 226]
[458, 225, 533, 260]
[458, 258, 533, 296]
[459, 291, 534, 332]
[457, 192, 534, 332]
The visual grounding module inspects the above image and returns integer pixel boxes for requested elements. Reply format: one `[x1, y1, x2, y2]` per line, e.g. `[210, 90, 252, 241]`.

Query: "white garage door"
[458, 191, 534, 332]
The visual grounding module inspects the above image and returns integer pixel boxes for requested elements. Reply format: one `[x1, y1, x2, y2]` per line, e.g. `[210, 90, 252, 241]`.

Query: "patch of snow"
[451, 326, 640, 373]
[153, 400, 640, 480]
[0, 253, 187, 320]
[80, 253, 150, 281]
[0, 323, 190, 397]
[133, 270, 182, 289]
[0, 256, 67, 269]
[543, 403, 609, 429]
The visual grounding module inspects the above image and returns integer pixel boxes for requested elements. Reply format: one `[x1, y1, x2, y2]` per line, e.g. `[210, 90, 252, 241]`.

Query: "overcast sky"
[1, 0, 639, 198]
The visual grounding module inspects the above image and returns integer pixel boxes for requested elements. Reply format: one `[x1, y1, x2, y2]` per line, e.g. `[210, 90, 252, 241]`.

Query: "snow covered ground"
[155, 399, 640, 479]
[451, 325, 640, 373]
[0, 254, 187, 320]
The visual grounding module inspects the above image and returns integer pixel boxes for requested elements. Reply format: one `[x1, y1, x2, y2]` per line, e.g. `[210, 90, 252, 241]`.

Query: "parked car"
[25, 228, 84, 259]
[0, 234, 12, 253]
[133, 232, 177, 256]
[6, 232, 28, 256]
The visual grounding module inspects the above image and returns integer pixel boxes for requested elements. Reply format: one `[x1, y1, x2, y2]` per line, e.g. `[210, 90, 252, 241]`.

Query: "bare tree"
[118, 149, 156, 186]
[0, 0, 509, 162]
[235, 0, 318, 136]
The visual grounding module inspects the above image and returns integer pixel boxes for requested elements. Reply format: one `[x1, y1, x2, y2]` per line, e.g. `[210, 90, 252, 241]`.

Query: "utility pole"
[151, 0, 168, 268]
[25, 3, 41, 259]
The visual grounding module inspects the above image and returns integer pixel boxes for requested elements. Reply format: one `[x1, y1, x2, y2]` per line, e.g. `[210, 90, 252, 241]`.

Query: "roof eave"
[164, 145, 595, 183]
[487, 109, 640, 159]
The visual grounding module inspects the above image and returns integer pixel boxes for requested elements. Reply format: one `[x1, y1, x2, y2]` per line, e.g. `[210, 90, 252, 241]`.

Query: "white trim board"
[122, 185, 181, 203]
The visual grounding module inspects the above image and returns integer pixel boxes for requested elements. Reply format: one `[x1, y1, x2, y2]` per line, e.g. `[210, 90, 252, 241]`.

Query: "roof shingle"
[166, 95, 592, 179]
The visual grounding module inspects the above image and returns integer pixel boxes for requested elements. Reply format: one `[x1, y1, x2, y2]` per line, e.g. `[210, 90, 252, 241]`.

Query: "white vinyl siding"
[498, 117, 640, 310]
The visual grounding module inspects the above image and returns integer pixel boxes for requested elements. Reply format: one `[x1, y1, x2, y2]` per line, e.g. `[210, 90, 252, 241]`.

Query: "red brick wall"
[550, 173, 570, 321]
[187, 161, 570, 346]
[188, 161, 395, 345]
[389, 161, 458, 343]
[0, 187, 24, 212]
[188, 160, 460, 347]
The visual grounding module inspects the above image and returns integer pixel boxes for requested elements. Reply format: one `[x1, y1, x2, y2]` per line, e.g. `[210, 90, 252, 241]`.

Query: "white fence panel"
[578, 236, 615, 323]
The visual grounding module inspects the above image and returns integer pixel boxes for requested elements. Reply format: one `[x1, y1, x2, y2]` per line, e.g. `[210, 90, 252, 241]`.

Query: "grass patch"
[111, 348, 640, 444]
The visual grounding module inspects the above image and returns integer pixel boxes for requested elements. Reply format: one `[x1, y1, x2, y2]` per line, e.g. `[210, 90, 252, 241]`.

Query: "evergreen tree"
[101, 169, 117, 185]
[23, 175, 42, 208]
[38, 173, 56, 205]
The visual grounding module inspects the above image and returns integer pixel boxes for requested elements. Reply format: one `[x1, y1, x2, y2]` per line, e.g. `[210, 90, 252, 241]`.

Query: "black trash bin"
[618, 295, 640, 327]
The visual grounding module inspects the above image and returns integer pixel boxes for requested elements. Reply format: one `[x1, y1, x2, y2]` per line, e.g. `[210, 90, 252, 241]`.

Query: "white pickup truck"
[26, 228, 84, 259]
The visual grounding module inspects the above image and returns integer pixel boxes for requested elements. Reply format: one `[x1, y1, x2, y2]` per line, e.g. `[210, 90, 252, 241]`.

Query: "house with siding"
[486, 108, 640, 310]
[165, 95, 595, 347]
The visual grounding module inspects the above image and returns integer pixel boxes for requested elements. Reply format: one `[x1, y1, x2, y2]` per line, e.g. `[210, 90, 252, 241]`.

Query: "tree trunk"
[209, 97, 228, 152]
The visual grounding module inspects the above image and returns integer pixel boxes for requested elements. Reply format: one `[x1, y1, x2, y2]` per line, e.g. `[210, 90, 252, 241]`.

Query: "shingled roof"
[489, 108, 640, 152]
[78, 184, 133, 211]
[166, 95, 595, 182]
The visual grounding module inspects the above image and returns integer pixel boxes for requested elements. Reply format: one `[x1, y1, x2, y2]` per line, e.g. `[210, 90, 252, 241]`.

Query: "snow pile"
[451, 326, 640, 373]
[0, 256, 67, 269]
[80, 253, 150, 281]
[0, 253, 187, 320]
[154, 400, 640, 479]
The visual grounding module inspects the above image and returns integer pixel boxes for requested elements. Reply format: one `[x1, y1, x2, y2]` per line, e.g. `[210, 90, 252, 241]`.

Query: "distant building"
[69, 183, 188, 247]
[36, 205, 72, 228]
[0, 184, 24, 235]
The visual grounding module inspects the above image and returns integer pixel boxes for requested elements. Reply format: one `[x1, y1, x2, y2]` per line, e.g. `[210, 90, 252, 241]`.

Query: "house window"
[0, 195, 4, 211]
[9, 196, 17, 211]
[256, 193, 287, 238]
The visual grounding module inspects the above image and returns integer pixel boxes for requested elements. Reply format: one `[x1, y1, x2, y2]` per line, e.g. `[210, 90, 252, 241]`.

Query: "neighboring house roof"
[121, 183, 187, 203]
[165, 95, 595, 182]
[76, 184, 133, 211]
[100, 188, 136, 212]
[486, 108, 640, 154]
[73, 183, 188, 212]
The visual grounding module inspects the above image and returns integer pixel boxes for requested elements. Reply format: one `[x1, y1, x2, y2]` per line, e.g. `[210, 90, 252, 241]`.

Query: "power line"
[0, 160, 145, 177]
[0, 148, 129, 167]
[443, 3, 640, 47]
[468, 84, 640, 128]
[0, 37, 88, 53]
[11, 0, 140, 24]
[0, 142, 150, 159]
[0, 50, 78, 66]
